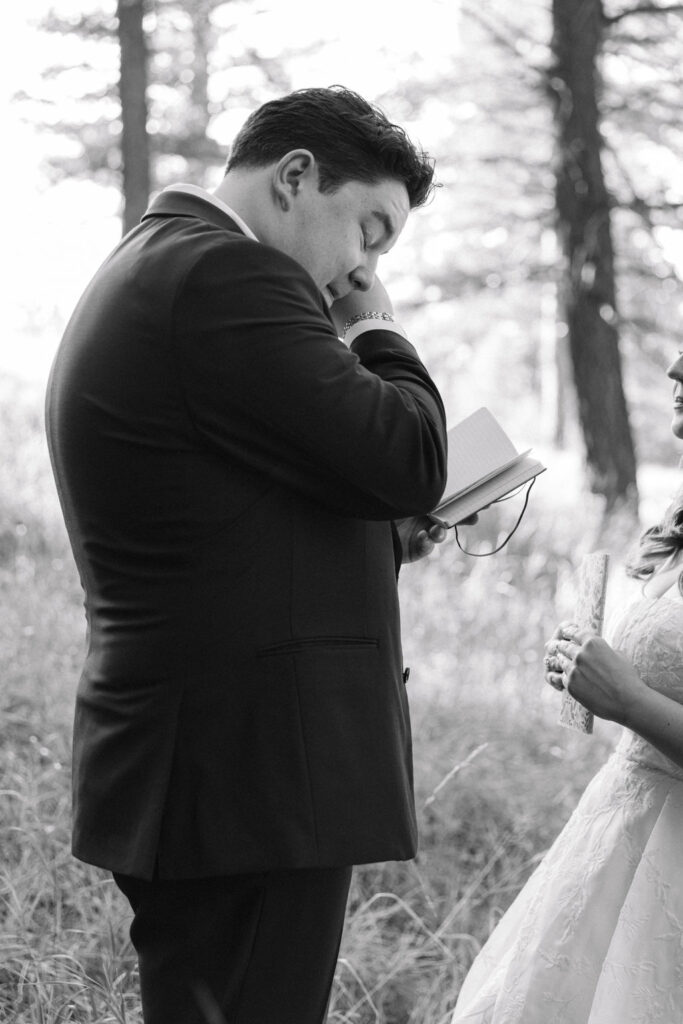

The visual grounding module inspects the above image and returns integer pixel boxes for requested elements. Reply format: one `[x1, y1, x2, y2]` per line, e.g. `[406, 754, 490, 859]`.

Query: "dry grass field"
[1, 376, 653, 1023]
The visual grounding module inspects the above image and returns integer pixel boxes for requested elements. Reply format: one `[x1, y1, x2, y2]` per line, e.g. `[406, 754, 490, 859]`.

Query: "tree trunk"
[117, 0, 150, 234]
[550, 0, 638, 511]
[190, 0, 213, 133]
[185, 0, 218, 182]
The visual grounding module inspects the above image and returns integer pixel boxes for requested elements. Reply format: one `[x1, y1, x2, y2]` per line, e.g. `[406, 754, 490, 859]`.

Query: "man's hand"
[396, 513, 479, 564]
[330, 279, 394, 339]
[395, 516, 447, 563]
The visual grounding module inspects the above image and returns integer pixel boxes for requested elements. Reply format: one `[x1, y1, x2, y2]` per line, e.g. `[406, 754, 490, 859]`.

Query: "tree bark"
[117, 0, 150, 234]
[550, 0, 638, 510]
[182, 0, 219, 183]
[190, 0, 213, 134]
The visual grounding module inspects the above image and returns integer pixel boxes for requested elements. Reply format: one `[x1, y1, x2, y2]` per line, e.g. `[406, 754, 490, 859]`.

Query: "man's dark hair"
[226, 86, 436, 209]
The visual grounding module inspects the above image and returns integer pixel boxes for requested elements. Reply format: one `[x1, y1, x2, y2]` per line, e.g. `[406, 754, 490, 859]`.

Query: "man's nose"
[349, 257, 378, 293]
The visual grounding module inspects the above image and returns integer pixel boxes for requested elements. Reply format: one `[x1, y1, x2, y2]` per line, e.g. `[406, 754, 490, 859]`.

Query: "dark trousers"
[114, 865, 352, 1024]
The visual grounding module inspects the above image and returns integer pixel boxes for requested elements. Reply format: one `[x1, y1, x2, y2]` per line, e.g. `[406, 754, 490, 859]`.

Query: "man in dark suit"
[46, 86, 448, 1023]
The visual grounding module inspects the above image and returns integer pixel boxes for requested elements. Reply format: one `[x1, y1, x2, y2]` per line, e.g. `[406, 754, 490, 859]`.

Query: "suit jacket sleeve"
[171, 235, 447, 520]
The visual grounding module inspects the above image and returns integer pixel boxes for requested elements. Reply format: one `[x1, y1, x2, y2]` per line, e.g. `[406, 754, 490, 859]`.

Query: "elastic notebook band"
[453, 477, 537, 557]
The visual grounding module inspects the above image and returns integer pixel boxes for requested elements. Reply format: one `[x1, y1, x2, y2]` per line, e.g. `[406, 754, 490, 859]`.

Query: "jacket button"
[403, 667, 410, 684]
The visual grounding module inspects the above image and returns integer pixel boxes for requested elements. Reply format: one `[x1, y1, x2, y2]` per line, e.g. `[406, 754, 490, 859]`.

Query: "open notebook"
[434, 407, 546, 526]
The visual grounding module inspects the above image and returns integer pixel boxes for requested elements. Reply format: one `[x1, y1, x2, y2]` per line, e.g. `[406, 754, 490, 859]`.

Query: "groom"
[46, 87, 448, 1023]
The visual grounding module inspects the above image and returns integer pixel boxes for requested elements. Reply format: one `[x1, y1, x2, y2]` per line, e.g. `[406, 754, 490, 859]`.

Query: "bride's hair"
[626, 484, 683, 588]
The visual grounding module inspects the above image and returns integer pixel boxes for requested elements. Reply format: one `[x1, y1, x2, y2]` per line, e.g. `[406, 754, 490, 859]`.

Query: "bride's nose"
[666, 354, 683, 381]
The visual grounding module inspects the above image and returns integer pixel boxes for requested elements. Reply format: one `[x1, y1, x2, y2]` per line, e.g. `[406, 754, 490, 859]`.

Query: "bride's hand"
[543, 620, 573, 692]
[545, 623, 646, 724]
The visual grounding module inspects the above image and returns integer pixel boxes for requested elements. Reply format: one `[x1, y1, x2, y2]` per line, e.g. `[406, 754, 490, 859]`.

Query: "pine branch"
[153, 0, 227, 8]
[38, 10, 116, 38]
[460, 2, 549, 85]
[41, 62, 103, 80]
[604, 147, 683, 287]
[622, 315, 683, 348]
[617, 196, 683, 212]
[604, 3, 683, 24]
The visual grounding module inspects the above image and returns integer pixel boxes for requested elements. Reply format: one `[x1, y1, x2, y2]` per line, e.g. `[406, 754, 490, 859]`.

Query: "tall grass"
[1, 375, 664, 1023]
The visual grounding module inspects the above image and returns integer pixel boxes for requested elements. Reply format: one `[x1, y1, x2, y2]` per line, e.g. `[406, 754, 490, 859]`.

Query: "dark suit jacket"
[46, 189, 447, 880]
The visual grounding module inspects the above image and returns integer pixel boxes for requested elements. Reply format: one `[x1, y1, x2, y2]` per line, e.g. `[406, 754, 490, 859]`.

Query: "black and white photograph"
[2, 2, 683, 1022]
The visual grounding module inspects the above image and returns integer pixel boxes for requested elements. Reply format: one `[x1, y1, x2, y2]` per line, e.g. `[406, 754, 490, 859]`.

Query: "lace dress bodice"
[452, 583, 683, 1024]
[610, 591, 683, 781]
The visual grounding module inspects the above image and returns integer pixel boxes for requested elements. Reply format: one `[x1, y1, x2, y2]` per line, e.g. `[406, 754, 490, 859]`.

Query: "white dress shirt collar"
[163, 183, 259, 242]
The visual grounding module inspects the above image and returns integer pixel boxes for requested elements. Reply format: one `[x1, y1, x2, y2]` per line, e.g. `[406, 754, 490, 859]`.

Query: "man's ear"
[272, 149, 317, 211]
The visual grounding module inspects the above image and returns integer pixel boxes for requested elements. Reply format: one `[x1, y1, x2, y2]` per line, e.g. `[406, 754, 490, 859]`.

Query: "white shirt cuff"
[344, 319, 408, 347]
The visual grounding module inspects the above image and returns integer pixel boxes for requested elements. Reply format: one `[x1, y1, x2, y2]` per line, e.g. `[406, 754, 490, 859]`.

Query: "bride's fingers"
[545, 638, 577, 663]
[559, 624, 590, 644]
[550, 620, 578, 642]
[546, 670, 565, 692]
[555, 638, 582, 661]
[544, 636, 565, 658]
[544, 656, 563, 673]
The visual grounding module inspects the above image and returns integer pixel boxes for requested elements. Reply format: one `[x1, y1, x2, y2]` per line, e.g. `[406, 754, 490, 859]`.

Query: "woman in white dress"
[451, 352, 683, 1024]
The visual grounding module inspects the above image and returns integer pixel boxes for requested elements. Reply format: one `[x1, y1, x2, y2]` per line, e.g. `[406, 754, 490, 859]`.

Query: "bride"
[451, 353, 683, 1024]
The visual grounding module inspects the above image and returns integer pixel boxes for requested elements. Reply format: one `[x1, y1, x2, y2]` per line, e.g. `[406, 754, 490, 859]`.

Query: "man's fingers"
[427, 522, 447, 543]
[409, 529, 432, 559]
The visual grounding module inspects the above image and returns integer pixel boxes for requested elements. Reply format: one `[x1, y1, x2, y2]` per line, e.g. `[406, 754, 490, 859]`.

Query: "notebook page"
[442, 408, 519, 501]
[437, 454, 545, 525]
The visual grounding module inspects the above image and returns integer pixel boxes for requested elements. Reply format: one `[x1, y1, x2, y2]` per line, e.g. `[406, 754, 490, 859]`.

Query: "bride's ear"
[272, 150, 316, 211]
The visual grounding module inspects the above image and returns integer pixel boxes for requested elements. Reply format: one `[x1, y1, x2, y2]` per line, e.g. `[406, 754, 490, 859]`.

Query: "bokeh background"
[2, 1, 683, 1021]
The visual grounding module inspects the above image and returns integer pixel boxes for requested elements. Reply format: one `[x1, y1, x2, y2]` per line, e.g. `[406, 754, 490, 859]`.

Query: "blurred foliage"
[19, 0, 309, 190]
[12, 0, 683, 465]
[384, 0, 683, 470]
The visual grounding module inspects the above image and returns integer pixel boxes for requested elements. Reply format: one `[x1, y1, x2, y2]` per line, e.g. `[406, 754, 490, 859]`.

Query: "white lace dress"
[452, 590, 683, 1024]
